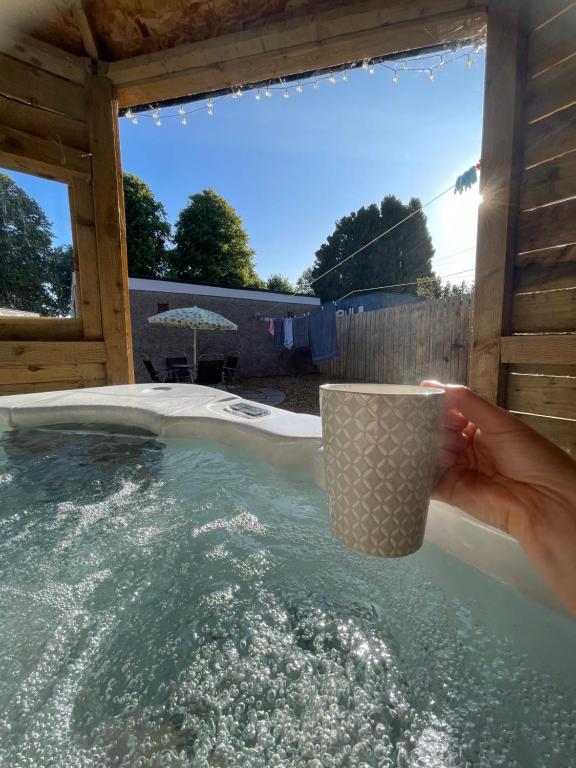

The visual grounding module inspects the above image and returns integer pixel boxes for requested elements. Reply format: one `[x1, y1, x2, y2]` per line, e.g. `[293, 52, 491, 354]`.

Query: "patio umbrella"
[148, 306, 238, 366]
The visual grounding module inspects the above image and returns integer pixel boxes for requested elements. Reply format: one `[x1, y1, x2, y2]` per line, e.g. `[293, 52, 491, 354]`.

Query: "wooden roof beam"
[104, 0, 487, 108]
[72, 1, 101, 62]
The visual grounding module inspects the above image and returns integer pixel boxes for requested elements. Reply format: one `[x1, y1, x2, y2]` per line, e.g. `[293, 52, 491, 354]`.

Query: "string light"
[124, 43, 483, 127]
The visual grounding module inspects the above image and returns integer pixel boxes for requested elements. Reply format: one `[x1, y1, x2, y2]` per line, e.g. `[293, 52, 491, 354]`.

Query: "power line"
[335, 267, 475, 303]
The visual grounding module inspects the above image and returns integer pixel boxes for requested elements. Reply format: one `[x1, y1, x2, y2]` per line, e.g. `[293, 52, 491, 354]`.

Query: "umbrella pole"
[193, 329, 197, 367]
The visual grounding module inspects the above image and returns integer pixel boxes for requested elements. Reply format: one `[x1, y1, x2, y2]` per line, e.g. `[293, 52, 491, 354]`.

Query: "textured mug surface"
[320, 384, 444, 557]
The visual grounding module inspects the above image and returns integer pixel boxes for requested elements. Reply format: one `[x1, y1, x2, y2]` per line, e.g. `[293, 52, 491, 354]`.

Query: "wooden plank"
[528, 5, 576, 77]
[526, 53, 576, 124]
[512, 287, 576, 332]
[88, 75, 134, 385]
[515, 244, 576, 291]
[0, 317, 83, 341]
[514, 411, 576, 454]
[509, 363, 576, 376]
[72, 2, 101, 61]
[0, 377, 107, 396]
[520, 151, 576, 210]
[69, 181, 103, 340]
[112, 5, 486, 107]
[1, 31, 87, 84]
[517, 197, 576, 253]
[501, 333, 576, 364]
[0, 341, 106, 366]
[523, 104, 576, 168]
[0, 125, 91, 182]
[530, 0, 576, 32]
[0, 95, 89, 152]
[506, 372, 576, 419]
[0, 362, 106, 385]
[0, 54, 86, 122]
[470, 0, 527, 404]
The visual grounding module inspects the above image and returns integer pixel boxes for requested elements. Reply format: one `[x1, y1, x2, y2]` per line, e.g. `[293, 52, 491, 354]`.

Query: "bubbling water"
[0, 427, 574, 768]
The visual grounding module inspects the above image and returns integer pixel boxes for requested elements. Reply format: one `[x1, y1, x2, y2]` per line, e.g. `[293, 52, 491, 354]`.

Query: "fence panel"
[320, 295, 472, 384]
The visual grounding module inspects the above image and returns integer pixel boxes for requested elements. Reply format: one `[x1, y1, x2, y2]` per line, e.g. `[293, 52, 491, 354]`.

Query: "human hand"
[421, 381, 576, 615]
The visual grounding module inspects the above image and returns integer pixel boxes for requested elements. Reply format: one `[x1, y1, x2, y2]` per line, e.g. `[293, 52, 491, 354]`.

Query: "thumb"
[421, 381, 520, 435]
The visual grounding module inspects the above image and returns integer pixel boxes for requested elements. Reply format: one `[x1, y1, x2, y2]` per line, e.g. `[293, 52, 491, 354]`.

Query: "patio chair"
[195, 358, 224, 386]
[165, 356, 192, 383]
[143, 359, 161, 383]
[222, 351, 240, 388]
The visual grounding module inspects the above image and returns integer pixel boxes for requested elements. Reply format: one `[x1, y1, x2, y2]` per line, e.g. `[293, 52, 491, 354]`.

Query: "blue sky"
[4, 48, 485, 289]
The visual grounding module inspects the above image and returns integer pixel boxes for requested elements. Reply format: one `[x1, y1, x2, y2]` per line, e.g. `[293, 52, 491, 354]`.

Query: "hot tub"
[0, 384, 574, 767]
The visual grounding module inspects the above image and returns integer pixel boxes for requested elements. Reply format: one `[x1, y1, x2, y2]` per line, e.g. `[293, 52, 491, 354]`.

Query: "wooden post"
[469, 0, 528, 403]
[87, 73, 134, 384]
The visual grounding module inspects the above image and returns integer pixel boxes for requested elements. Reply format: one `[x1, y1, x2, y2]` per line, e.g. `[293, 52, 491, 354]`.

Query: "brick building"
[129, 277, 321, 382]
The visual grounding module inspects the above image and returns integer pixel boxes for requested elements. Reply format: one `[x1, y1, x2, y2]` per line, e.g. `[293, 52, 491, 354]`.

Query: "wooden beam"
[69, 181, 103, 340]
[520, 150, 576, 210]
[470, 0, 527, 403]
[0, 317, 83, 341]
[514, 411, 576, 454]
[523, 102, 576, 168]
[0, 54, 86, 121]
[0, 30, 88, 84]
[87, 74, 134, 385]
[528, 3, 576, 78]
[0, 341, 106, 365]
[512, 287, 576, 332]
[107, 0, 487, 107]
[507, 371, 576, 419]
[0, 124, 91, 182]
[0, 95, 89, 152]
[515, 244, 576, 291]
[500, 334, 576, 364]
[517, 197, 576, 252]
[0, 377, 107, 395]
[72, 1, 101, 61]
[526, 51, 576, 124]
[0, 362, 106, 385]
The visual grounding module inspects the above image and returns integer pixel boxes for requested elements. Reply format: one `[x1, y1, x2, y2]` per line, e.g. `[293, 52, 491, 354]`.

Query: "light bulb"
[296, 81, 303, 93]
[466, 54, 473, 69]
[328, 72, 336, 84]
[312, 81, 319, 90]
[255, 89, 261, 100]
[440, 55, 445, 67]
[392, 71, 398, 85]
[429, 69, 435, 81]
[342, 70, 349, 82]
[362, 59, 369, 71]
[207, 99, 213, 115]
[265, 86, 272, 97]
[283, 88, 289, 99]
[155, 118, 161, 126]
[178, 105, 185, 116]
[180, 114, 187, 125]
[152, 108, 160, 120]
[125, 108, 133, 119]
[131, 115, 138, 125]
[237, 87, 243, 97]
[231, 90, 237, 100]
[403, 61, 408, 71]
[369, 62, 375, 74]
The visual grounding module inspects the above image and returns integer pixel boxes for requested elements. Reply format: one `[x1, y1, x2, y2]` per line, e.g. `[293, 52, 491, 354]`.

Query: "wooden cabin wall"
[471, 0, 576, 454]
[0, 47, 134, 394]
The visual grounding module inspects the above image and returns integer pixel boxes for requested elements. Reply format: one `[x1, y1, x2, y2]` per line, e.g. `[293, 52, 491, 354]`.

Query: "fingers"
[421, 380, 518, 435]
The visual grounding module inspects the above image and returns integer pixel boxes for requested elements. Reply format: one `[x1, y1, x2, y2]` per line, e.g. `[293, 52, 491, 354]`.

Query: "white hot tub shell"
[0, 383, 565, 616]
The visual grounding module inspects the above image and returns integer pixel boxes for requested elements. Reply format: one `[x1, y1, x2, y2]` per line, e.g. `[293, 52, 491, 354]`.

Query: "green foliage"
[169, 189, 263, 287]
[0, 173, 73, 316]
[309, 195, 434, 302]
[266, 273, 294, 293]
[295, 267, 316, 295]
[123, 173, 171, 277]
[416, 276, 473, 298]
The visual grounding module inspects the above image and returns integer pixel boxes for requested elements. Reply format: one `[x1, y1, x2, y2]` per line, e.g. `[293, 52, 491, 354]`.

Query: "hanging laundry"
[273, 318, 285, 348]
[268, 318, 274, 335]
[308, 307, 338, 364]
[283, 317, 294, 349]
[292, 314, 310, 349]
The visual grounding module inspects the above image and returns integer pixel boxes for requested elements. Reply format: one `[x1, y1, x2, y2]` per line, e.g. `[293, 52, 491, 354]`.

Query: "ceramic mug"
[320, 383, 444, 557]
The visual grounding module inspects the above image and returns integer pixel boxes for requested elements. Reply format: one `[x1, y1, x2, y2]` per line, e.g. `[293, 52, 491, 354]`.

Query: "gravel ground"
[236, 374, 345, 415]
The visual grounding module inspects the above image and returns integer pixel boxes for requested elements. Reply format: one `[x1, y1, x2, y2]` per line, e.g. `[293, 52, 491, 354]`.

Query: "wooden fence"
[319, 295, 472, 385]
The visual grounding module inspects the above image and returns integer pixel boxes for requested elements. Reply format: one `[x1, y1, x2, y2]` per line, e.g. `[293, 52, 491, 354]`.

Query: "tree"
[169, 189, 263, 287]
[295, 267, 316, 295]
[266, 273, 294, 293]
[123, 172, 170, 277]
[308, 195, 434, 302]
[0, 173, 54, 314]
[44, 245, 74, 317]
[416, 276, 473, 299]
